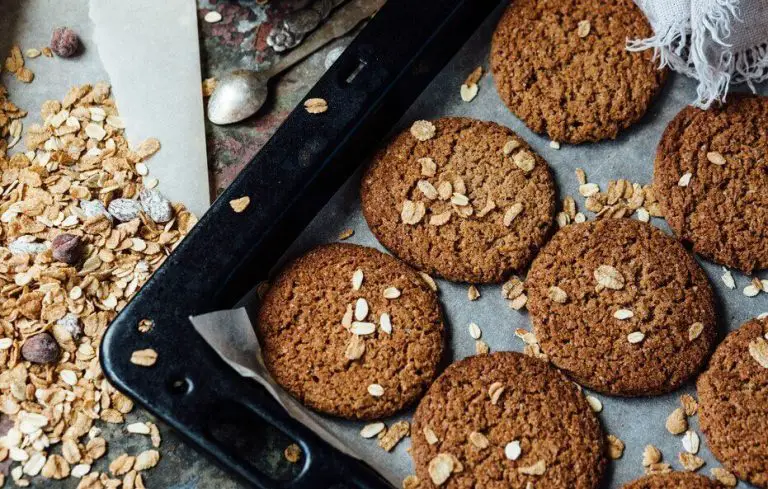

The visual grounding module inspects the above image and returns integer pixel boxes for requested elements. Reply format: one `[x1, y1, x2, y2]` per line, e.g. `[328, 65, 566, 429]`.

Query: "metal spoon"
[208, 0, 384, 125]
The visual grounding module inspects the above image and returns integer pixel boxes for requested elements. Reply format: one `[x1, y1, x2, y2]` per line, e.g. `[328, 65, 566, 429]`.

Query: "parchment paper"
[0, 0, 210, 217]
[190, 5, 767, 487]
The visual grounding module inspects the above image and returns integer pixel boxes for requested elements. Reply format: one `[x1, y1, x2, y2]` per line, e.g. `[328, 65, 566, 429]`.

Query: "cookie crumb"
[284, 444, 301, 463]
[304, 98, 328, 114]
[229, 196, 250, 213]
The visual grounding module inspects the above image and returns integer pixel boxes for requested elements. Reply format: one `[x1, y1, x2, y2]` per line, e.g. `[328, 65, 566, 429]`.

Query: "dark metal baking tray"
[100, 0, 502, 487]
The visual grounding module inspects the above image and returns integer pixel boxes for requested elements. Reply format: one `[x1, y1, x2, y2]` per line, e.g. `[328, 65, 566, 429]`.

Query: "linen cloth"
[629, 0, 768, 108]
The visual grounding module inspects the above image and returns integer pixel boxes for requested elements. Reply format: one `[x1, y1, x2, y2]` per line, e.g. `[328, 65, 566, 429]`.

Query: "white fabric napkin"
[629, 0, 768, 108]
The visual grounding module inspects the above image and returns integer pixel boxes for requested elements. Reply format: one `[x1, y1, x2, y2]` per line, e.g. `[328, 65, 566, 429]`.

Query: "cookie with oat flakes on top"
[256, 243, 444, 420]
[411, 352, 606, 489]
[697, 317, 768, 489]
[654, 94, 768, 273]
[622, 473, 725, 489]
[490, 0, 667, 144]
[361, 117, 556, 284]
[526, 219, 716, 396]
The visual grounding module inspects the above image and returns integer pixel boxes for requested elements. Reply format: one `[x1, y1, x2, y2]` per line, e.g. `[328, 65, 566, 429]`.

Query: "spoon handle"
[265, 0, 386, 79]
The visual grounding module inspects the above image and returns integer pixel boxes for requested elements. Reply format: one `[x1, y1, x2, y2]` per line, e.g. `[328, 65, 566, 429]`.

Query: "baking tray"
[100, 0, 501, 488]
[102, 0, 768, 487]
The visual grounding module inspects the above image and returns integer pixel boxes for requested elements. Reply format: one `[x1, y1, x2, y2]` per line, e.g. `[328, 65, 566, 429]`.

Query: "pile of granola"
[0, 61, 196, 485]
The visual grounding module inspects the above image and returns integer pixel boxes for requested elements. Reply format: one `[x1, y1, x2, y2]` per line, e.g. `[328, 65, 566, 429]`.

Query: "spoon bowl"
[207, 70, 269, 125]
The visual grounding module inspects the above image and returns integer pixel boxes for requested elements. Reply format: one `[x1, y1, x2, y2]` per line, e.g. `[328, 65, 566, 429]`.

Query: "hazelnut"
[50, 27, 80, 58]
[52, 233, 83, 265]
[21, 332, 61, 364]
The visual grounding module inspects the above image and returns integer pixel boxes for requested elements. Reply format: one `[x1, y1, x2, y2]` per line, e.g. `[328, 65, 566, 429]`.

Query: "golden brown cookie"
[527, 219, 717, 396]
[697, 317, 768, 488]
[621, 473, 725, 489]
[654, 95, 768, 273]
[256, 243, 444, 420]
[361, 117, 556, 283]
[490, 0, 667, 144]
[411, 352, 606, 489]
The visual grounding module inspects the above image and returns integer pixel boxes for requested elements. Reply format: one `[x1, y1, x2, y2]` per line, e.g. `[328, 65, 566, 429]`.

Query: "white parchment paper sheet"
[190, 5, 767, 487]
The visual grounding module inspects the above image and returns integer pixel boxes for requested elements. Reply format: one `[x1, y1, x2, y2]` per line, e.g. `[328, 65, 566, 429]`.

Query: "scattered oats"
[682, 430, 700, 454]
[460, 83, 478, 102]
[706, 151, 726, 165]
[646, 463, 672, 475]
[467, 285, 480, 301]
[549, 140, 561, 149]
[503, 203, 524, 226]
[360, 423, 386, 439]
[25, 48, 41, 58]
[84, 123, 107, 141]
[350, 322, 376, 336]
[133, 450, 160, 471]
[401, 199, 426, 224]
[614, 309, 634, 320]
[418, 180, 439, 200]
[379, 313, 392, 334]
[354, 297, 370, 321]
[468, 431, 489, 449]
[284, 444, 301, 463]
[688, 322, 704, 341]
[229, 196, 250, 213]
[423, 426, 439, 445]
[138, 319, 154, 334]
[678, 172, 692, 187]
[488, 381, 505, 405]
[468, 322, 482, 339]
[743, 283, 760, 297]
[680, 394, 698, 416]
[577, 20, 591, 37]
[109, 454, 135, 476]
[627, 331, 645, 344]
[338, 228, 354, 240]
[515, 328, 538, 345]
[344, 335, 366, 360]
[710, 467, 738, 487]
[106, 115, 125, 128]
[748, 337, 768, 368]
[666, 408, 688, 435]
[419, 157, 437, 176]
[636, 207, 650, 222]
[429, 210, 452, 226]
[367, 383, 384, 397]
[410, 120, 436, 141]
[557, 211, 571, 228]
[130, 349, 158, 367]
[579, 183, 600, 197]
[607, 435, 625, 459]
[304, 98, 328, 114]
[41, 454, 70, 479]
[437, 181, 453, 200]
[509, 293, 528, 310]
[419, 272, 438, 291]
[428, 453, 454, 486]
[502, 139, 521, 155]
[518, 460, 546, 475]
[679, 452, 705, 472]
[548, 286, 568, 303]
[513, 150, 536, 172]
[642, 445, 662, 467]
[402, 475, 421, 489]
[595, 264, 625, 290]
[384, 287, 401, 299]
[351, 269, 364, 291]
[127, 423, 151, 435]
[475, 340, 490, 355]
[450, 192, 469, 206]
[575, 168, 587, 185]
[586, 395, 603, 413]
[502, 276, 525, 300]
[204, 10, 223, 22]
[379, 421, 409, 452]
[504, 440, 521, 460]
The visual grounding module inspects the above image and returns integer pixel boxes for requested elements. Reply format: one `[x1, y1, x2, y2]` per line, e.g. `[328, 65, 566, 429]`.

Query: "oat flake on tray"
[0, 70, 196, 486]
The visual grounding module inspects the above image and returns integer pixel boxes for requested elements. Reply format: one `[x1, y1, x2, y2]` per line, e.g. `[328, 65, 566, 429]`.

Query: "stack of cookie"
[254, 0, 768, 488]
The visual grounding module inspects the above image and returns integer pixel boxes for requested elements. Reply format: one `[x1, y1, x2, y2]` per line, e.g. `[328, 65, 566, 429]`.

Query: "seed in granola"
[411, 120, 436, 141]
[679, 452, 704, 472]
[706, 151, 726, 165]
[518, 459, 546, 475]
[304, 98, 328, 114]
[21, 332, 60, 364]
[379, 421, 410, 452]
[360, 422, 386, 439]
[229, 196, 250, 213]
[130, 349, 158, 367]
[749, 337, 768, 368]
[607, 435, 624, 459]
[52, 233, 83, 264]
[666, 408, 688, 434]
[354, 298, 369, 320]
[379, 313, 392, 334]
[577, 20, 591, 37]
[460, 83, 478, 102]
[350, 322, 375, 335]
[548, 286, 568, 303]
[504, 440, 521, 460]
[594, 264, 625, 290]
[710, 467, 737, 487]
[284, 444, 301, 463]
[642, 445, 661, 466]
[139, 188, 173, 223]
[51, 27, 80, 57]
